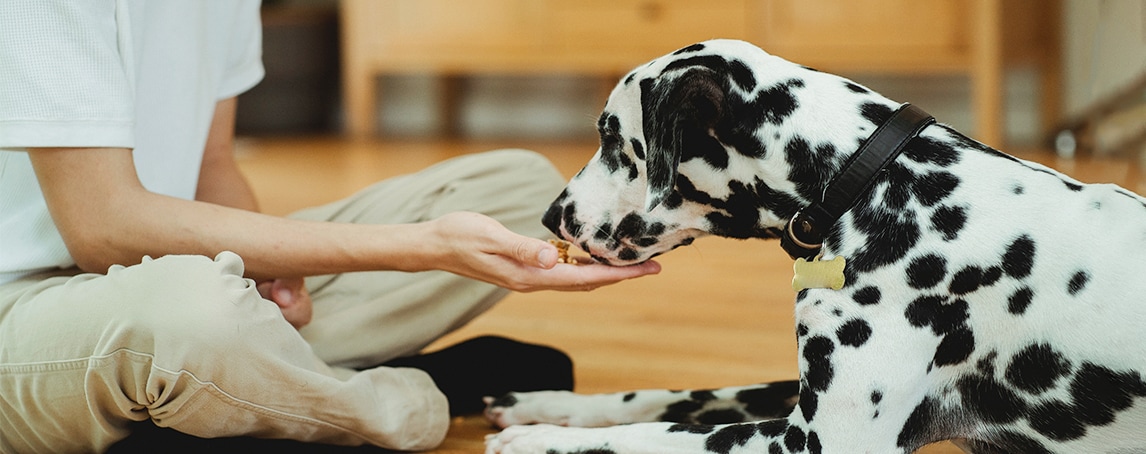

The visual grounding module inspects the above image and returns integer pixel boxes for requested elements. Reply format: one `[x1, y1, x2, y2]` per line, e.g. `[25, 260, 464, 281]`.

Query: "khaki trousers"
[0, 150, 565, 453]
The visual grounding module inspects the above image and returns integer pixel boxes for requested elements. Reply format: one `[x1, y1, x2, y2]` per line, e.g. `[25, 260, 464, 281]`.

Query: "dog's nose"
[541, 203, 563, 236]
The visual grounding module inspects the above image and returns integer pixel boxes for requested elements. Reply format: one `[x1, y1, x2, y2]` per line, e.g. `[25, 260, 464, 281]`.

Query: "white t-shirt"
[0, 0, 265, 284]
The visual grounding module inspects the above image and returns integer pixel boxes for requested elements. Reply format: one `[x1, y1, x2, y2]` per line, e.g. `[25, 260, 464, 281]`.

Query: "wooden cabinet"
[340, 0, 1060, 147]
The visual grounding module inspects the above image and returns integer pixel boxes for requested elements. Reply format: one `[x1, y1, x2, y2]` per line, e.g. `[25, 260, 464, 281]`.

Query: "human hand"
[425, 212, 661, 292]
[257, 277, 313, 329]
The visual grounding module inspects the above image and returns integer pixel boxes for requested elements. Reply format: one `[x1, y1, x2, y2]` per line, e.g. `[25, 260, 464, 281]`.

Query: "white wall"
[1062, 0, 1146, 117]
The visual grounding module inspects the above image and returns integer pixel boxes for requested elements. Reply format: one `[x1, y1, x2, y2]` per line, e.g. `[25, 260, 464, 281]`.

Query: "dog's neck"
[779, 104, 936, 260]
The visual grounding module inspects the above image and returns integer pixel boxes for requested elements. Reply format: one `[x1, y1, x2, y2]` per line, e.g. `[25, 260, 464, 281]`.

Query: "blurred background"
[236, 0, 1145, 156]
[228, 2, 1145, 451]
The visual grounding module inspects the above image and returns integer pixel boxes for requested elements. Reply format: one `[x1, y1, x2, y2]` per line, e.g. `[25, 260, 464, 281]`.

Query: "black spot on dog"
[1008, 287, 1034, 314]
[768, 442, 784, 454]
[796, 323, 809, 337]
[681, 128, 731, 171]
[673, 43, 707, 55]
[691, 390, 717, 402]
[705, 424, 758, 454]
[837, 319, 873, 347]
[897, 396, 939, 449]
[624, 72, 638, 85]
[1067, 270, 1090, 295]
[934, 328, 975, 366]
[784, 425, 807, 453]
[853, 286, 881, 306]
[615, 213, 649, 240]
[848, 201, 921, 273]
[1005, 343, 1072, 394]
[1064, 181, 1084, 192]
[981, 266, 1003, 286]
[977, 351, 998, 376]
[1002, 235, 1037, 279]
[594, 221, 614, 242]
[1012, 184, 1025, 195]
[596, 114, 626, 172]
[903, 136, 961, 167]
[799, 386, 818, 423]
[669, 423, 716, 434]
[737, 381, 800, 418]
[785, 138, 833, 202]
[697, 409, 746, 425]
[844, 81, 869, 94]
[561, 449, 618, 454]
[1029, 401, 1086, 441]
[561, 204, 585, 239]
[905, 295, 969, 336]
[907, 254, 947, 289]
[630, 138, 646, 161]
[883, 163, 916, 211]
[693, 177, 802, 239]
[542, 203, 565, 236]
[913, 171, 960, 207]
[662, 55, 757, 93]
[929, 205, 967, 241]
[1069, 362, 1146, 426]
[803, 336, 835, 392]
[958, 374, 1026, 424]
[660, 399, 704, 423]
[489, 394, 518, 408]
[663, 191, 685, 210]
[806, 431, 822, 454]
[756, 79, 803, 125]
[756, 419, 789, 437]
[841, 262, 860, 290]
[949, 266, 986, 295]
[860, 102, 894, 126]
[622, 392, 637, 402]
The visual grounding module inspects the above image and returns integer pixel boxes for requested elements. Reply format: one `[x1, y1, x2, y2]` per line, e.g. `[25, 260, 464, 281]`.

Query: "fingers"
[515, 259, 662, 293]
[496, 226, 558, 270]
[257, 278, 313, 329]
[536, 243, 559, 269]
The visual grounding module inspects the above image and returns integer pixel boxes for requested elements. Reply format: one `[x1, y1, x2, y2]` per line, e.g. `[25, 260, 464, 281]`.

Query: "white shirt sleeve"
[217, 0, 265, 100]
[0, 0, 136, 149]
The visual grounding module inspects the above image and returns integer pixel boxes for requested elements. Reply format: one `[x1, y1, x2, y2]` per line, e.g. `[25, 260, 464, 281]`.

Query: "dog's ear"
[641, 68, 726, 211]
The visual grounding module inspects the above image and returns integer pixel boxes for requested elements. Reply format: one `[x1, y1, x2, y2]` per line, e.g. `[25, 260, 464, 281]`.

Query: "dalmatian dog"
[483, 39, 1146, 453]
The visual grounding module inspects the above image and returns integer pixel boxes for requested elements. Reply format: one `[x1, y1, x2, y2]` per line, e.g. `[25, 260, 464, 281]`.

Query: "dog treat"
[547, 239, 578, 264]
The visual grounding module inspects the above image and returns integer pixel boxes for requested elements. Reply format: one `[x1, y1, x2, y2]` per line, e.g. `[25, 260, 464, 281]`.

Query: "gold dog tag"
[792, 255, 847, 292]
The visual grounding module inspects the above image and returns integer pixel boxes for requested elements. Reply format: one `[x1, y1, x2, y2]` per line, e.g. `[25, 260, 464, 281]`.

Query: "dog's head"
[543, 39, 894, 265]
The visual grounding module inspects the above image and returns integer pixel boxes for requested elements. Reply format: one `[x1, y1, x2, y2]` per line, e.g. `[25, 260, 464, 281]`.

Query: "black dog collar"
[781, 103, 935, 260]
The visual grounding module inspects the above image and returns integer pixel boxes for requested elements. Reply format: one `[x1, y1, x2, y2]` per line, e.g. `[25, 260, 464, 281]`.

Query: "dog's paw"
[483, 391, 614, 428]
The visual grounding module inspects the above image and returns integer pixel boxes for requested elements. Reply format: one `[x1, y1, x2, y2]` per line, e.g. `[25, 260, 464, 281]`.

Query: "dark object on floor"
[382, 335, 575, 416]
[106, 336, 573, 452]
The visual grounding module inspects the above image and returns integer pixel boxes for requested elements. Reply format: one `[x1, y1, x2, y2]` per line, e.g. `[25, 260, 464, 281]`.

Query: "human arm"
[28, 146, 658, 292]
[195, 97, 312, 327]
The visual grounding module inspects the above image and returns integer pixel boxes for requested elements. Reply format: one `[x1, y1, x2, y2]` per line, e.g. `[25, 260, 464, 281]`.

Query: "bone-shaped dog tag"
[792, 255, 846, 292]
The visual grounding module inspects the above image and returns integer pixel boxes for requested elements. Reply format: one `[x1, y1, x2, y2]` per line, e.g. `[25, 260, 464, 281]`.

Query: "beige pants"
[0, 150, 566, 453]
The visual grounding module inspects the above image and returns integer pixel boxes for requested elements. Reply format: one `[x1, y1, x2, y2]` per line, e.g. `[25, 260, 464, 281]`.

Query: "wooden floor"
[234, 136, 1144, 453]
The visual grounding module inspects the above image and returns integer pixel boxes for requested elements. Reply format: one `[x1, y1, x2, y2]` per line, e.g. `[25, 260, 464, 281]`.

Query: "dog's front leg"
[786, 291, 959, 453]
[485, 417, 801, 454]
[485, 396, 919, 454]
[484, 381, 799, 428]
